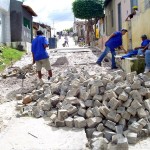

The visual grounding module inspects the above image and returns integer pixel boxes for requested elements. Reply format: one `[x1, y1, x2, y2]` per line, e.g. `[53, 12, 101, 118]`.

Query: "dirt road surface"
[0, 37, 150, 150]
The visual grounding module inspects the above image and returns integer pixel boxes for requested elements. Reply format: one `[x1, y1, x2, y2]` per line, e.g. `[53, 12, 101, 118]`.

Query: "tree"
[72, 0, 104, 45]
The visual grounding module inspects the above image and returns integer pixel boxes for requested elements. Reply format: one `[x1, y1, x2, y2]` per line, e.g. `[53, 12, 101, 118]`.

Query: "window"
[145, 0, 150, 9]
[130, 0, 138, 11]
[23, 17, 30, 29]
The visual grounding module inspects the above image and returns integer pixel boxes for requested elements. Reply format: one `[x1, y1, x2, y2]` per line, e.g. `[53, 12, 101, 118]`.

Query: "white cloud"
[23, 0, 74, 32]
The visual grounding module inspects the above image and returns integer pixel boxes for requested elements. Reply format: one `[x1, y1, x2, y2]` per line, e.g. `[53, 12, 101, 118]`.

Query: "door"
[118, 3, 122, 31]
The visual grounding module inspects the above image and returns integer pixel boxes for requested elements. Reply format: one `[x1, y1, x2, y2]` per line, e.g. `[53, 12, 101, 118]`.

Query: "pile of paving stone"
[15, 67, 150, 149]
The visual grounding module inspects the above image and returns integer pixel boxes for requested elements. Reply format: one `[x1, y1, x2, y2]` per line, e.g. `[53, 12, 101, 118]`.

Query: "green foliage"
[72, 0, 104, 19]
[0, 47, 25, 72]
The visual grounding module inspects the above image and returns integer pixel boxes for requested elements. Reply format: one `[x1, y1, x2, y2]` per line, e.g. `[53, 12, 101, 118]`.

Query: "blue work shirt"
[31, 35, 49, 61]
[141, 39, 150, 46]
[105, 31, 122, 51]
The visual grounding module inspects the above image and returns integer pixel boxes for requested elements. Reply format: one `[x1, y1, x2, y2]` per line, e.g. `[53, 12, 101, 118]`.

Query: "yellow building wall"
[122, 1, 150, 51]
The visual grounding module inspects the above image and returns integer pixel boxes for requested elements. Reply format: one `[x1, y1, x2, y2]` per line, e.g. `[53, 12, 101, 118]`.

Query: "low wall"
[6, 42, 31, 53]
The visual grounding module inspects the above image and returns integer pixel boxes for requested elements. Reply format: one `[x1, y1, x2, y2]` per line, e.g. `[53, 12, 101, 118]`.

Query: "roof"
[22, 4, 37, 16]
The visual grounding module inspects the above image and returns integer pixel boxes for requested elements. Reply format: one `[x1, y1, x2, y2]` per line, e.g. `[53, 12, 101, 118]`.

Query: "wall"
[115, 0, 131, 31]
[22, 8, 32, 43]
[0, 0, 11, 43]
[105, 0, 116, 35]
[10, 0, 23, 42]
[122, 0, 150, 50]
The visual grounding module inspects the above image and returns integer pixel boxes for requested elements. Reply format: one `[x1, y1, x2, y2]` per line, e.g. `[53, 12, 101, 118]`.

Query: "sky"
[23, 0, 74, 33]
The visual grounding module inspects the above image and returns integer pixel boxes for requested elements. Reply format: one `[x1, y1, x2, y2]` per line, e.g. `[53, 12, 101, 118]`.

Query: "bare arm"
[134, 46, 145, 50]
[120, 45, 127, 53]
[32, 53, 35, 64]
[142, 44, 149, 52]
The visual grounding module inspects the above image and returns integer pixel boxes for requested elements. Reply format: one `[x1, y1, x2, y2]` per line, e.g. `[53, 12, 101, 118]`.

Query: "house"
[9, 0, 37, 51]
[103, 0, 150, 50]
[33, 22, 51, 41]
[0, 0, 11, 44]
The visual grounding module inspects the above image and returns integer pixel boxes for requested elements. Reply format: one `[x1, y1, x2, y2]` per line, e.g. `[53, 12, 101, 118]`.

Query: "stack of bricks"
[15, 68, 150, 150]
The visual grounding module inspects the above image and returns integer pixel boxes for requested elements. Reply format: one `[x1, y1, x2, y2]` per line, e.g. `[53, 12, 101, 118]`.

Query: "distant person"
[64, 35, 69, 47]
[125, 6, 138, 21]
[121, 34, 150, 59]
[96, 29, 128, 69]
[31, 30, 52, 84]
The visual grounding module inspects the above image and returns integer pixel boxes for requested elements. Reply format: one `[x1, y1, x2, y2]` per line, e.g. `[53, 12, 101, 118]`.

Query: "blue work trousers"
[97, 46, 116, 68]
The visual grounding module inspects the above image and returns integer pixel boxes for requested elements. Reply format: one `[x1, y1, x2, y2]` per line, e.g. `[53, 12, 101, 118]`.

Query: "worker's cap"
[37, 30, 44, 35]
[141, 34, 147, 38]
[132, 6, 138, 9]
[121, 29, 128, 32]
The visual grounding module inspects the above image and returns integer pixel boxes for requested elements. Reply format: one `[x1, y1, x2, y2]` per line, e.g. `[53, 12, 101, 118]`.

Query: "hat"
[132, 6, 138, 10]
[121, 29, 128, 32]
[141, 34, 147, 39]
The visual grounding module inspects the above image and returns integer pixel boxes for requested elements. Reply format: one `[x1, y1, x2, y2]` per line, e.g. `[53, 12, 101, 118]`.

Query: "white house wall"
[0, 0, 11, 43]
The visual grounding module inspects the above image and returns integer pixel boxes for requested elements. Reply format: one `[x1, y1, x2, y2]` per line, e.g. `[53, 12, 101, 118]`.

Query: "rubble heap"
[16, 67, 150, 149]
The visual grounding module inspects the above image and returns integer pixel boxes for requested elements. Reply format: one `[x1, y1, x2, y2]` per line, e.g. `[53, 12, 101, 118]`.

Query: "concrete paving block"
[127, 107, 136, 116]
[50, 114, 57, 122]
[74, 117, 87, 128]
[144, 99, 150, 111]
[92, 131, 103, 138]
[138, 118, 147, 127]
[16, 94, 23, 100]
[85, 100, 93, 107]
[90, 85, 99, 96]
[107, 90, 117, 99]
[87, 117, 102, 128]
[92, 106, 101, 117]
[129, 122, 143, 133]
[122, 111, 131, 120]
[86, 108, 94, 118]
[130, 90, 143, 103]
[122, 99, 132, 108]
[65, 117, 74, 128]
[91, 137, 108, 150]
[117, 137, 128, 150]
[131, 81, 141, 90]
[137, 107, 147, 118]
[113, 86, 123, 95]
[124, 87, 132, 94]
[93, 100, 102, 107]
[58, 109, 68, 121]
[55, 119, 65, 127]
[50, 95, 60, 107]
[131, 100, 142, 110]
[86, 128, 96, 138]
[118, 91, 128, 101]
[126, 132, 137, 144]
[99, 106, 110, 117]
[108, 97, 120, 110]
[93, 95, 102, 101]
[78, 108, 86, 117]
[97, 123, 105, 132]
[105, 120, 116, 131]
[104, 130, 116, 142]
